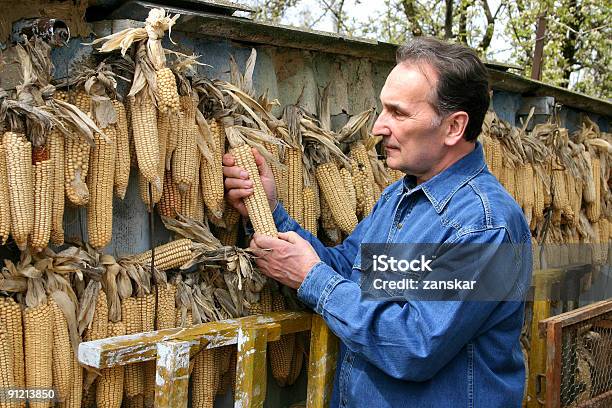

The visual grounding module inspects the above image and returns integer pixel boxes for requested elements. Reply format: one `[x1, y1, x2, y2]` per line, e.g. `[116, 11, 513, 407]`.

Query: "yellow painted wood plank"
[306, 315, 338, 408]
[154, 340, 193, 408]
[79, 311, 312, 368]
[234, 327, 269, 408]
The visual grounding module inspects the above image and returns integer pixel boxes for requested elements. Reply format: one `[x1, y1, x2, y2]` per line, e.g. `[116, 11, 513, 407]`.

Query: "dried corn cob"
[133, 239, 192, 271]
[124, 394, 144, 408]
[269, 291, 295, 387]
[286, 338, 305, 386]
[96, 321, 125, 408]
[23, 302, 53, 408]
[340, 167, 357, 215]
[303, 186, 318, 235]
[4, 132, 34, 249]
[139, 172, 162, 209]
[321, 193, 341, 244]
[191, 349, 218, 408]
[316, 162, 358, 234]
[180, 153, 202, 221]
[351, 143, 376, 195]
[165, 115, 179, 169]
[155, 283, 177, 330]
[50, 299, 73, 402]
[156, 68, 180, 114]
[173, 95, 198, 193]
[0, 298, 24, 392]
[533, 166, 545, 226]
[263, 140, 287, 206]
[60, 353, 82, 408]
[49, 131, 65, 245]
[84, 290, 108, 342]
[32, 159, 53, 251]
[112, 100, 131, 199]
[0, 141, 11, 244]
[201, 119, 225, 218]
[139, 111, 169, 206]
[286, 147, 304, 226]
[158, 170, 181, 218]
[122, 297, 144, 398]
[218, 224, 239, 246]
[224, 205, 241, 227]
[130, 96, 161, 192]
[64, 137, 90, 206]
[0, 323, 15, 402]
[72, 89, 91, 114]
[230, 144, 277, 236]
[87, 124, 116, 249]
[587, 158, 601, 222]
[141, 289, 156, 408]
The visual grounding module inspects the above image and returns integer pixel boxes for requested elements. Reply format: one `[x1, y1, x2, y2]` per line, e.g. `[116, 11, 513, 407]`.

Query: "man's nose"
[372, 112, 390, 137]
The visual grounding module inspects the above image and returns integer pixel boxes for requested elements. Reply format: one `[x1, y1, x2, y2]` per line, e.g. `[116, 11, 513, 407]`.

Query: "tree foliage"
[248, 0, 610, 99]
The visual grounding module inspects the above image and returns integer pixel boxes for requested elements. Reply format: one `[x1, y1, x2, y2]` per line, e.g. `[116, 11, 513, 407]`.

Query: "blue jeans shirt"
[271, 142, 532, 407]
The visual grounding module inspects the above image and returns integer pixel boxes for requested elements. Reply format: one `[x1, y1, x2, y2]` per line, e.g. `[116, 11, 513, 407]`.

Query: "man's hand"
[223, 148, 277, 218]
[250, 232, 321, 289]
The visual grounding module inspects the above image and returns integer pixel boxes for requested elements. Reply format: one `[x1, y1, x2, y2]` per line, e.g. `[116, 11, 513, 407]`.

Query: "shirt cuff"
[297, 261, 343, 314]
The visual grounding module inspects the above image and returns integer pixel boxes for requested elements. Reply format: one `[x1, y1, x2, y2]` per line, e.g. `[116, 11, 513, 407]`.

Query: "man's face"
[372, 62, 447, 180]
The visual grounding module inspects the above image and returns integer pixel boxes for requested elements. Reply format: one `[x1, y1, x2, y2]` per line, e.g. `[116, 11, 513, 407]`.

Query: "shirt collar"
[400, 141, 486, 214]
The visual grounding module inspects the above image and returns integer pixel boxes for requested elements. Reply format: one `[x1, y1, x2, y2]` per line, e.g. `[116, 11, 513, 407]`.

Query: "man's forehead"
[380, 62, 437, 105]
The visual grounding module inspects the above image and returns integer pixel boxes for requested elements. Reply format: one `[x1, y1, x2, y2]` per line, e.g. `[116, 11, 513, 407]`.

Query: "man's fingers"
[222, 164, 249, 180]
[226, 188, 254, 201]
[222, 153, 236, 166]
[278, 231, 301, 244]
[252, 233, 284, 249]
[252, 148, 271, 176]
[224, 176, 253, 190]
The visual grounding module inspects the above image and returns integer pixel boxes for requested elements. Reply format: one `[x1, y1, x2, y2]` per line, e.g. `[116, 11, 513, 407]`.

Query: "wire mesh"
[559, 311, 612, 408]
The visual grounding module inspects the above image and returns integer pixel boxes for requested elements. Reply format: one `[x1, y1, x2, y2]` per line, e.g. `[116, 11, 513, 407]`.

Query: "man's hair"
[396, 37, 490, 142]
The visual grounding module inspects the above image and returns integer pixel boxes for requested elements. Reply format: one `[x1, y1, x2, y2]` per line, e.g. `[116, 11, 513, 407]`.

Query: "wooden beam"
[78, 311, 312, 369]
[531, 14, 548, 80]
[234, 327, 269, 408]
[306, 315, 338, 408]
[154, 340, 193, 408]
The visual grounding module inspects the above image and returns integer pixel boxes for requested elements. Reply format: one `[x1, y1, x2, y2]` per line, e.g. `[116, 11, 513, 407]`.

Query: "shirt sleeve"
[296, 226, 532, 382]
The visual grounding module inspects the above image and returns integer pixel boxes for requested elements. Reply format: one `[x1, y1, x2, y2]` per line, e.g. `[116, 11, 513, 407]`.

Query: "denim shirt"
[271, 142, 532, 408]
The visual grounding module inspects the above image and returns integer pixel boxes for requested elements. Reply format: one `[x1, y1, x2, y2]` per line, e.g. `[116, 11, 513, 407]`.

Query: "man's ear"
[444, 111, 469, 146]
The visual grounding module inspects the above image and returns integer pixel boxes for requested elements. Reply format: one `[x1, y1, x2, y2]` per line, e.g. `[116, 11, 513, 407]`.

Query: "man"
[223, 37, 531, 407]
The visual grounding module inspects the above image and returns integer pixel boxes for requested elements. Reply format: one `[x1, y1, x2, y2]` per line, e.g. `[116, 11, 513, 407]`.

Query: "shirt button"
[397, 223, 403, 229]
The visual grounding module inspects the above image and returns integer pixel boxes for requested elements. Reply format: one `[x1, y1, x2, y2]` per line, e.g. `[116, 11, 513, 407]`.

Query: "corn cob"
[72, 89, 91, 114]
[122, 297, 144, 398]
[552, 169, 571, 218]
[0, 298, 24, 392]
[316, 162, 358, 234]
[64, 136, 90, 206]
[50, 299, 73, 403]
[60, 353, 82, 408]
[155, 68, 180, 114]
[3, 132, 33, 249]
[230, 144, 277, 237]
[263, 140, 287, 206]
[269, 291, 295, 387]
[138, 111, 169, 206]
[48, 131, 65, 245]
[201, 119, 225, 218]
[158, 170, 181, 218]
[112, 100, 131, 199]
[133, 239, 192, 271]
[32, 159, 53, 251]
[533, 166, 545, 225]
[587, 158, 601, 222]
[218, 224, 239, 246]
[87, 124, 116, 249]
[142, 293, 156, 408]
[514, 163, 526, 210]
[174, 308, 193, 328]
[286, 338, 305, 386]
[139, 171, 162, 209]
[173, 95, 198, 193]
[0, 323, 15, 406]
[224, 205, 241, 227]
[321, 193, 341, 244]
[488, 137, 503, 179]
[180, 153, 202, 221]
[84, 290, 108, 342]
[351, 143, 376, 210]
[566, 171, 579, 227]
[303, 186, 318, 235]
[129, 96, 161, 192]
[96, 321, 125, 408]
[23, 302, 53, 408]
[165, 115, 179, 170]
[340, 167, 357, 215]
[286, 147, 304, 226]
[155, 283, 177, 330]
[192, 349, 218, 408]
[0, 141, 11, 244]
